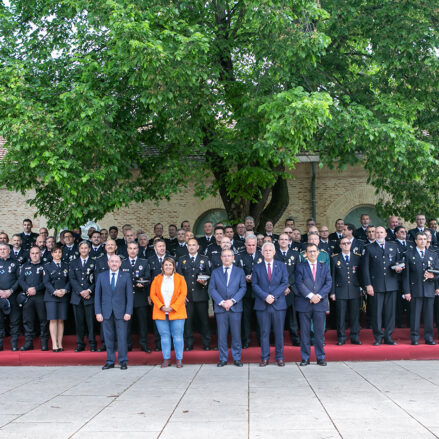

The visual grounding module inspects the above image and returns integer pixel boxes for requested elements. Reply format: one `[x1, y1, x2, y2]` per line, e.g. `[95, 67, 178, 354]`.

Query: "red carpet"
[1, 329, 439, 366]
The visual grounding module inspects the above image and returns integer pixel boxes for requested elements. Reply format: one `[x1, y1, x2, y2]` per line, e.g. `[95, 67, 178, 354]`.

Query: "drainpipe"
[311, 163, 316, 221]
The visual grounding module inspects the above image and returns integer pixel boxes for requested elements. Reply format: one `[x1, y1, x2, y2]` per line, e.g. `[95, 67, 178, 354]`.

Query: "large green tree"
[0, 1, 437, 228]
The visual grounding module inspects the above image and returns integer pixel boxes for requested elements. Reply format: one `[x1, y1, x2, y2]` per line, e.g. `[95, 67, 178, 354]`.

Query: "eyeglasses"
[340, 242, 350, 245]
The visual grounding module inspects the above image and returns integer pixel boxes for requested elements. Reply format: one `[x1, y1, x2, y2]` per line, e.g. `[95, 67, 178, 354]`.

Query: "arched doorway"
[194, 209, 228, 237]
[344, 205, 385, 228]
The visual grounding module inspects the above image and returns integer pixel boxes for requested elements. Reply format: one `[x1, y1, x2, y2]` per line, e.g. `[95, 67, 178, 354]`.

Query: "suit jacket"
[237, 250, 263, 299]
[10, 248, 28, 265]
[354, 227, 368, 242]
[408, 227, 436, 244]
[95, 270, 133, 319]
[403, 248, 439, 298]
[197, 236, 215, 253]
[330, 252, 361, 300]
[295, 261, 332, 312]
[150, 273, 187, 320]
[69, 257, 96, 306]
[252, 260, 289, 311]
[209, 265, 246, 313]
[274, 249, 300, 306]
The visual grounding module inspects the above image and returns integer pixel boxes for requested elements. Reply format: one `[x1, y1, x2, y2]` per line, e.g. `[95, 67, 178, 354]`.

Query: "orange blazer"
[150, 273, 188, 320]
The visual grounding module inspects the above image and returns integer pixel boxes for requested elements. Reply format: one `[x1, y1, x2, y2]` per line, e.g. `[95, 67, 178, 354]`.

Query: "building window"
[344, 206, 385, 228]
[194, 209, 228, 237]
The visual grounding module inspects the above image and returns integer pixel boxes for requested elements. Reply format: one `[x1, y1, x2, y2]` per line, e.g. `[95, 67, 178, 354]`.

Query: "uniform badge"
[429, 257, 433, 261]
[337, 261, 341, 266]
[290, 256, 295, 261]
[257, 258, 262, 264]
[139, 265, 143, 270]
[390, 248, 393, 251]
[413, 257, 415, 260]
[64, 269, 68, 275]
[183, 260, 186, 264]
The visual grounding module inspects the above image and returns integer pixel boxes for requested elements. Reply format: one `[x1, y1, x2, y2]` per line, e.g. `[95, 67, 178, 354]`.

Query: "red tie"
[267, 263, 272, 282]
[312, 264, 316, 281]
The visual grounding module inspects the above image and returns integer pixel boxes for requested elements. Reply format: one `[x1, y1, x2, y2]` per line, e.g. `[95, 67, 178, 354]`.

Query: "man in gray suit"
[95, 255, 133, 370]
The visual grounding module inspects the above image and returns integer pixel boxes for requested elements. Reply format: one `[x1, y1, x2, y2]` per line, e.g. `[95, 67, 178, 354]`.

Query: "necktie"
[267, 263, 272, 281]
[14, 251, 18, 256]
[282, 252, 286, 257]
[402, 241, 406, 247]
[224, 266, 229, 285]
[312, 264, 316, 281]
[82, 259, 86, 267]
[111, 272, 116, 291]
[190, 256, 195, 264]
[57, 263, 61, 269]
[380, 244, 384, 250]
[131, 259, 135, 267]
[159, 258, 163, 264]
[421, 250, 424, 258]
[345, 254, 349, 263]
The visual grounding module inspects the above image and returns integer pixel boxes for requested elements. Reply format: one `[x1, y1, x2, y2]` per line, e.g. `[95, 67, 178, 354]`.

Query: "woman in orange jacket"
[150, 257, 187, 368]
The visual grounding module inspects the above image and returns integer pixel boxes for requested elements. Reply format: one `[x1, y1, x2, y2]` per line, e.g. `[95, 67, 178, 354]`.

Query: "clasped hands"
[0, 289, 12, 299]
[80, 289, 91, 300]
[53, 289, 66, 298]
[221, 299, 234, 311]
[265, 294, 275, 304]
[309, 294, 321, 304]
[96, 313, 131, 322]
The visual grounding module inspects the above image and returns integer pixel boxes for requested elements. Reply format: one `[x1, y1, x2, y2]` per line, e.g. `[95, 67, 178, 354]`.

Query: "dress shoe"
[176, 360, 183, 368]
[11, 346, 18, 352]
[317, 359, 327, 366]
[184, 346, 193, 351]
[127, 346, 132, 352]
[425, 340, 436, 345]
[213, 346, 219, 351]
[52, 348, 59, 352]
[161, 359, 171, 368]
[0, 344, 3, 352]
[351, 340, 362, 345]
[90, 347, 97, 352]
[203, 346, 211, 351]
[20, 343, 34, 351]
[234, 360, 243, 367]
[120, 363, 128, 370]
[277, 360, 285, 367]
[242, 344, 249, 349]
[336, 340, 345, 346]
[74, 345, 85, 352]
[411, 341, 419, 345]
[217, 361, 227, 367]
[299, 360, 310, 366]
[41, 342, 48, 351]
[140, 345, 151, 353]
[373, 340, 382, 346]
[97, 345, 106, 352]
[259, 360, 269, 367]
[292, 340, 301, 347]
[384, 340, 397, 345]
[154, 347, 161, 352]
[102, 363, 114, 370]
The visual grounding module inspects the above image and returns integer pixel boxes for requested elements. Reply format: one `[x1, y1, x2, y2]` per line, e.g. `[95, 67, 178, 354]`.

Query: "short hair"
[335, 218, 343, 224]
[51, 243, 63, 253]
[127, 241, 139, 248]
[29, 245, 41, 252]
[308, 231, 319, 237]
[394, 225, 405, 234]
[78, 240, 91, 249]
[154, 223, 163, 229]
[345, 223, 355, 232]
[168, 224, 177, 230]
[244, 216, 255, 223]
[0, 243, 10, 250]
[214, 226, 225, 234]
[221, 249, 234, 257]
[415, 232, 427, 240]
[285, 217, 295, 223]
[90, 230, 101, 238]
[23, 219, 33, 225]
[154, 238, 166, 247]
[245, 234, 257, 243]
[63, 230, 74, 237]
[224, 225, 234, 231]
[261, 242, 275, 252]
[306, 218, 315, 223]
[180, 220, 190, 227]
[305, 243, 318, 251]
[360, 213, 369, 219]
[187, 238, 199, 246]
[12, 233, 21, 240]
[109, 226, 118, 232]
[265, 219, 274, 225]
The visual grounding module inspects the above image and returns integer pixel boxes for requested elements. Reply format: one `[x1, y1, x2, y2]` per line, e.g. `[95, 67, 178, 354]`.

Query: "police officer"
[62, 230, 79, 263]
[204, 226, 224, 260]
[19, 246, 48, 351]
[197, 221, 215, 254]
[210, 236, 238, 270]
[43, 244, 70, 352]
[121, 241, 151, 353]
[20, 218, 39, 251]
[0, 243, 20, 351]
[173, 229, 189, 259]
[275, 233, 300, 346]
[35, 235, 52, 264]
[89, 231, 106, 260]
[330, 239, 362, 345]
[403, 232, 439, 345]
[354, 214, 370, 242]
[238, 235, 263, 348]
[69, 241, 97, 352]
[177, 238, 211, 351]
[10, 234, 28, 265]
[361, 226, 403, 345]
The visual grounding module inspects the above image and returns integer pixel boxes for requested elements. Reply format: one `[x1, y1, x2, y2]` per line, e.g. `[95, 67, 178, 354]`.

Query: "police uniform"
[69, 257, 97, 351]
[165, 237, 178, 254]
[43, 261, 70, 320]
[354, 227, 368, 242]
[331, 252, 362, 344]
[90, 245, 106, 260]
[177, 253, 211, 349]
[237, 250, 263, 347]
[395, 239, 414, 327]
[174, 243, 189, 259]
[361, 241, 402, 344]
[10, 248, 28, 266]
[18, 260, 48, 350]
[19, 232, 39, 251]
[403, 248, 439, 344]
[197, 236, 215, 254]
[275, 248, 300, 345]
[62, 244, 79, 264]
[121, 257, 150, 351]
[40, 248, 53, 265]
[0, 257, 20, 350]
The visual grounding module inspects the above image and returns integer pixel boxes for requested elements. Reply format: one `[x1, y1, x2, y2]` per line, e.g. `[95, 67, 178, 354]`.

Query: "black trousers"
[147, 305, 161, 348]
[73, 302, 96, 348]
[335, 297, 361, 342]
[127, 306, 149, 348]
[371, 291, 396, 342]
[22, 294, 48, 342]
[0, 293, 21, 344]
[184, 300, 211, 348]
[285, 302, 300, 343]
[410, 297, 434, 342]
[396, 291, 410, 328]
[242, 297, 259, 345]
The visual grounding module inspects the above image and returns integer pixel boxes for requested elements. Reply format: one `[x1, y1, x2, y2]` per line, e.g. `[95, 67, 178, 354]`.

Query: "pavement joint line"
[296, 362, 343, 438]
[0, 366, 102, 431]
[247, 364, 250, 439]
[156, 364, 202, 439]
[392, 361, 439, 387]
[345, 362, 438, 437]
[67, 365, 155, 439]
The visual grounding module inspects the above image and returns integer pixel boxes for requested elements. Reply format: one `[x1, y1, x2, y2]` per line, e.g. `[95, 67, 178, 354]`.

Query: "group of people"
[0, 212, 438, 369]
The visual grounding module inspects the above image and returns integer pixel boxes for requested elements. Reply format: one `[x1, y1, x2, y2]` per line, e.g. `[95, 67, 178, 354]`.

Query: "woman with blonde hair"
[150, 257, 187, 368]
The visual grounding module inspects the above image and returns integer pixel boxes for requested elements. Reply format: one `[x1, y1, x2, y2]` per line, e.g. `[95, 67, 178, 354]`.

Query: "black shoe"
[127, 346, 132, 352]
[373, 340, 382, 346]
[259, 360, 269, 367]
[384, 339, 397, 345]
[41, 341, 48, 351]
[154, 347, 161, 352]
[242, 344, 249, 349]
[75, 345, 85, 352]
[299, 360, 310, 366]
[0, 344, 3, 352]
[213, 346, 219, 351]
[426, 340, 436, 345]
[203, 346, 211, 351]
[351, 340, 362, 345]
[217, 361, 227, 367]
[411, 341, 419, 345]
[90, 347, 97, 352]
[97, 345, 106, 352]
[120, 363, 128, 370]
[317, 359, 327, 366]
[20, 343, 34, 351]
[292, 340, 301, 347]
[11, 341, 18, 351]
[11, 346, 18, 351]
[184, 346, 193, 352]
[141, 345, 152, 353]
[234, 360, 243, 367]
[102, 363, 114, 370]
[337, 340, 345, 346]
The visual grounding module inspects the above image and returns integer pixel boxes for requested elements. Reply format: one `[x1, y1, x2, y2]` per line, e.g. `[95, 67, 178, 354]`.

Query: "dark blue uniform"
[43, 261, 70, 320]
[20, 232, 38, 252]
[90, 245, 106, 260]
[62, 244, 79, 264]
[10, 248, 28, 266]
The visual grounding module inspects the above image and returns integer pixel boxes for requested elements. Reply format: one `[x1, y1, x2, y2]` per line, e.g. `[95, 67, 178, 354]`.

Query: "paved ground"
[0, 361, 438, 438]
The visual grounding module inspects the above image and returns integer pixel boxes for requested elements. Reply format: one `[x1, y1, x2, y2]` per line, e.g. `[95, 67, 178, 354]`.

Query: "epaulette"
[331, 253, 340, 257]
[353, 251, 361, 257]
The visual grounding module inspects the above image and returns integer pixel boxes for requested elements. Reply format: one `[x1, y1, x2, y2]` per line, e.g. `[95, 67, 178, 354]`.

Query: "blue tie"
[224, 267, 229, 285]
[345, 254, 349, 263]
[111, 272, 116, 291]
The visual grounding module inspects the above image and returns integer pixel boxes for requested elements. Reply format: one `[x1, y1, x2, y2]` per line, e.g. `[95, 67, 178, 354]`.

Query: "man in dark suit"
[177, 238, 211, 351]
[10, 234, 28, 265]
[95, 255, 133, 370]
[209, 249, 246, 366]
[354, 214, 370, 242]
[408, 214, 436, 245]
[197, 221, 214, 253]
[403, 232, 439, 345]
[62, 230, 79, 263]
[295, 243, 332, 366]
[264, 220, 279, 243]
[330, 239, 362, 345]
[89, 231, 106, 260]
[19, 218, 39, 251]
[252, 242, 289, 367]
[328, 218, 344, 243]
[361, 226, 403, 345]
[173, 229, 189, 259]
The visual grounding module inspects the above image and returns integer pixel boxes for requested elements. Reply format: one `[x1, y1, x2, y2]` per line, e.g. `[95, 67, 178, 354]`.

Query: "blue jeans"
[155, 317, 185, 360]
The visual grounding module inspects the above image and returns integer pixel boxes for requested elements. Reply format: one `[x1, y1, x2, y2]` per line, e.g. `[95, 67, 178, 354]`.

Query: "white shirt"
[416, 247, 426, 258]
[223, 265, 232, 286]
[306, 261, 319, 299]
[109, 270, 119, 286]
[264, 260, 274, 275]
[161, 274, 174, 309]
